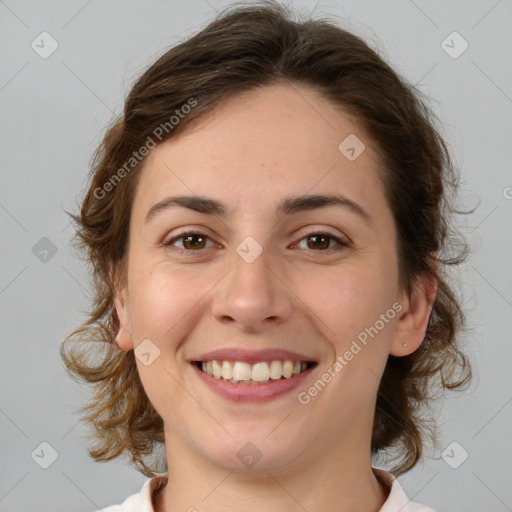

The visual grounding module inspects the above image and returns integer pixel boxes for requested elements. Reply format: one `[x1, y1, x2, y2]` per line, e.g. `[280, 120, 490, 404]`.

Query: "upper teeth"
[200, 360, 309, 383]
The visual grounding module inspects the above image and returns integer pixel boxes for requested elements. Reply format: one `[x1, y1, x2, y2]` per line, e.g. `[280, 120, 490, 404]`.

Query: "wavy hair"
[60, 0, 474, 477]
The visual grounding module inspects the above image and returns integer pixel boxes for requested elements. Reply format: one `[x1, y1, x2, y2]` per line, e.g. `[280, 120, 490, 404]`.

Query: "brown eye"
[306, 234, 331, 250]
[164, 232, 213, 251]
[296, 232, 349, 252]
[181, 234, 207, 250]
[163, 230, 349, 254]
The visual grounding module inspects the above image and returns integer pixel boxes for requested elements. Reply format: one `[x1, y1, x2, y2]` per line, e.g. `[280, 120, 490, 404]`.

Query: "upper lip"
[190, 348, 318, 365]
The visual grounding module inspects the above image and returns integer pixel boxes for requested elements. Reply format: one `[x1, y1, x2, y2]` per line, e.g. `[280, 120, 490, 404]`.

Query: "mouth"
[190, 357, 318, 403]
[192, 359, 317, 384]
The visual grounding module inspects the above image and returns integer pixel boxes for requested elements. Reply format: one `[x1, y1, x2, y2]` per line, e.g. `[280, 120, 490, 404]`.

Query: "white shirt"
[97, 467, 436, 512]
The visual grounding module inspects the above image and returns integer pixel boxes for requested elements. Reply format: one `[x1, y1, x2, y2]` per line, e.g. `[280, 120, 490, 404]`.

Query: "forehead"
[132, 83, 388, 223]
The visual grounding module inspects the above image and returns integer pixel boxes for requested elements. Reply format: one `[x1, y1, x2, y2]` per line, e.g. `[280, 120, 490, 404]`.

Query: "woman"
[61, 2, 472, 511]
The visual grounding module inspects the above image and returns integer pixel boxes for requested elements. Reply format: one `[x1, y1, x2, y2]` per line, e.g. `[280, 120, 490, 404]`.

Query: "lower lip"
[191, 363, 317, 403]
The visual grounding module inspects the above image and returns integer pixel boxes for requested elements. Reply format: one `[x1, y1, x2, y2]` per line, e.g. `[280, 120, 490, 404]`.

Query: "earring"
[403, 343, 407, 348]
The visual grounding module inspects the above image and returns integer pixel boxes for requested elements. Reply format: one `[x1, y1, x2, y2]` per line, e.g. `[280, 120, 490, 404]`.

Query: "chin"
[198, 432, 307, 473]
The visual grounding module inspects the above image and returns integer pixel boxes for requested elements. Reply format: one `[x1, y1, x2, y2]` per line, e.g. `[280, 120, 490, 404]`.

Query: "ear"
[390, 265, 438, 357]
[109, 262, 134, 352]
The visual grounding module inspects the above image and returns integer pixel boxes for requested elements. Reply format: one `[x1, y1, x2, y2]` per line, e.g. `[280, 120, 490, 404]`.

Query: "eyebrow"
[144, 193, 372, 226]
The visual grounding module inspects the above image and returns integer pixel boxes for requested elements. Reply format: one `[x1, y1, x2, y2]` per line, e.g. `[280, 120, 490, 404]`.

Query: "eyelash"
[162, 230, 350, 254]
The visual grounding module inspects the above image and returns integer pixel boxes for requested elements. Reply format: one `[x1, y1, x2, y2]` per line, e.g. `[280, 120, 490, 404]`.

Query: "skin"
[114, 83, 437, 512]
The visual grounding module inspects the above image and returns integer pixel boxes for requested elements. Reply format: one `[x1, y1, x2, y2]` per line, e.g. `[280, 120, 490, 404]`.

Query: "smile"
[191, 359, 318, 402]
[195, 360, 315, 384]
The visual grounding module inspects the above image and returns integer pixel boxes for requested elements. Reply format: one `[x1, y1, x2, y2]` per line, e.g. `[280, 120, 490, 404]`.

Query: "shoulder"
[93, 474, 168, 512]
[373, 467, 437, 512]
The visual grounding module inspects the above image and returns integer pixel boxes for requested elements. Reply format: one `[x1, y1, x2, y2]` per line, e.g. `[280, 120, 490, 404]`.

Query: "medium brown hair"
[61, 0, 473, 477]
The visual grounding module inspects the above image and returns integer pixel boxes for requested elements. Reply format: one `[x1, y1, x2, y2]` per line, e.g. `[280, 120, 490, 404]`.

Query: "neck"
[154, 434, 389, 512]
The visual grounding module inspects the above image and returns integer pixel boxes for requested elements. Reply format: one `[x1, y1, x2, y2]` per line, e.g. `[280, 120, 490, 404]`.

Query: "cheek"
[128, 261, 200, 342]
[294, 263, 396, 358]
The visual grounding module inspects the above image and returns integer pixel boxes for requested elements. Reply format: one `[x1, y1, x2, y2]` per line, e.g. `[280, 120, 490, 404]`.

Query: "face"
[114, 83, 433, 473]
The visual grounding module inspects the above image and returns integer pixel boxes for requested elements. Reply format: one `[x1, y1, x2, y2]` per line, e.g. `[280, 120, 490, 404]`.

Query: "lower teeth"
[204, 373, 304, 384]
[227, 378, 284, 384]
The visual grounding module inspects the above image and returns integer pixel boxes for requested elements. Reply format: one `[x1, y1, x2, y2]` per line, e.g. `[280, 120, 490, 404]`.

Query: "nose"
[211, 248, 294, 333]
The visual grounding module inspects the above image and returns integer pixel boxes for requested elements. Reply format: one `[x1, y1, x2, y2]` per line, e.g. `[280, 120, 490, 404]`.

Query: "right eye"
[163, 231, 215, 252]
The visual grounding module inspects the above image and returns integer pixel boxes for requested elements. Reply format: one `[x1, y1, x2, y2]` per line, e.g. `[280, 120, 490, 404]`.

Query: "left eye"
[163, 231, 349, 253]
[294, 232, 349, 251]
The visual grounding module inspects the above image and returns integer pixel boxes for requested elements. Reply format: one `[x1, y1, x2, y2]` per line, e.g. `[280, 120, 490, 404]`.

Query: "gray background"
[1, 0, 511, 511]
